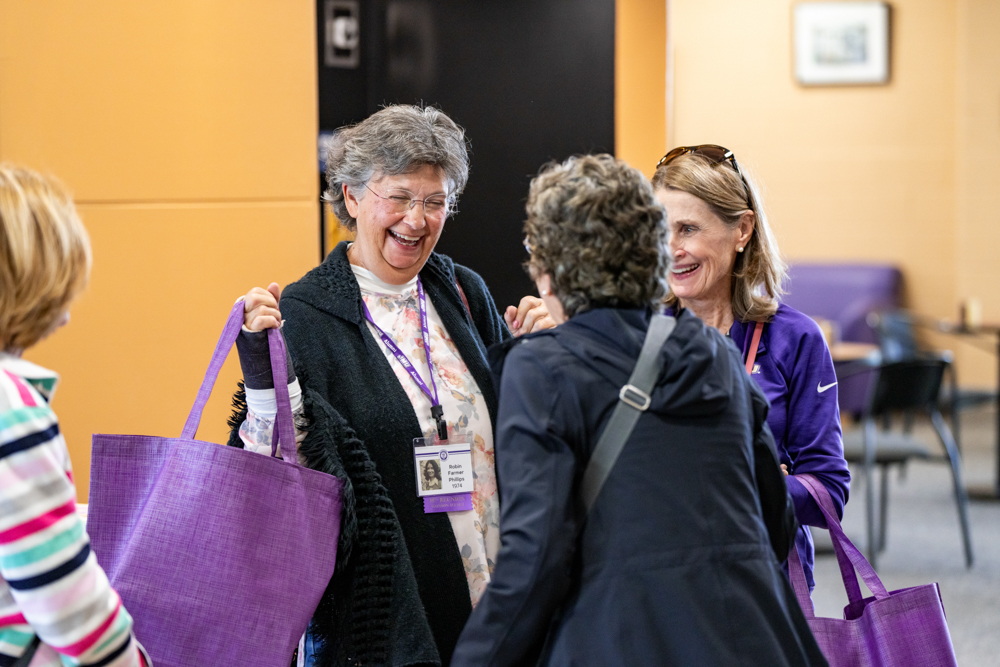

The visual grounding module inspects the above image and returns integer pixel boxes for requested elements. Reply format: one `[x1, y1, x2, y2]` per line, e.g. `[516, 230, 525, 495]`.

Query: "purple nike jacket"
[730, 303, 852, 589]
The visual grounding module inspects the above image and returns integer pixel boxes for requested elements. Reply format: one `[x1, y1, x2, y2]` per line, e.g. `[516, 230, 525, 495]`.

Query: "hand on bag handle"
[242, 283, 282, 331]
[182, 300, 297, 465]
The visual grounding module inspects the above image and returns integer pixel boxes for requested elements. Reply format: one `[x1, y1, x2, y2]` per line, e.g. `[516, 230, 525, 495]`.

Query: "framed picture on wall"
[794, 2, 890, 86]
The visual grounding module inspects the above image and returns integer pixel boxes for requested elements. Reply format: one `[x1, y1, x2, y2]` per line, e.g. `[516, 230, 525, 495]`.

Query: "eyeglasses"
[364, 184, 448, 216]
[656, 144, 755, 210]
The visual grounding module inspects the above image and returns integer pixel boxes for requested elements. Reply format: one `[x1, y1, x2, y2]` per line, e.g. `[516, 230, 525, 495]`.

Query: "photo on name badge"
[421, 459, 443, 491]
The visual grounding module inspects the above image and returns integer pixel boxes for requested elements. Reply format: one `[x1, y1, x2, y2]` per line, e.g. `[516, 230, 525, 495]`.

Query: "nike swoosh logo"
[817, 382, 838, 393]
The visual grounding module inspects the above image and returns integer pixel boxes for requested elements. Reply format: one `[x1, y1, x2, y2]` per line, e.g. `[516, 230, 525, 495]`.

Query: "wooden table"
[924, 321, 1000, 500]
[829, 342, 880, 363]
[827, 317, 1000, 500]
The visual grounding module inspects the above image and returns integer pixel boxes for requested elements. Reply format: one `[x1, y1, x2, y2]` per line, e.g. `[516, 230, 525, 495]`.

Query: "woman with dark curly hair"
[451, 154, 825, 667]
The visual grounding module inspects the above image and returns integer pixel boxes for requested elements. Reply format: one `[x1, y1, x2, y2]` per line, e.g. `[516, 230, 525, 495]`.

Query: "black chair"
[838, 358, 974, 570]
[868, 309, 994, 450]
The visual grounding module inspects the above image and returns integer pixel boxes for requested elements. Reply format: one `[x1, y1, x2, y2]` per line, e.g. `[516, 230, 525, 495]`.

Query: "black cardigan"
[229, 242, 510, 666]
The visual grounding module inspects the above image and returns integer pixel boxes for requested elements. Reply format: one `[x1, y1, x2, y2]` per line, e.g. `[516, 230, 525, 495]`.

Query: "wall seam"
[75, 197, 317, 208]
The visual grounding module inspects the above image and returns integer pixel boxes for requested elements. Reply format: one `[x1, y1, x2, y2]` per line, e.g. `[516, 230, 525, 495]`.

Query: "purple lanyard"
[361, 278, 448, 440]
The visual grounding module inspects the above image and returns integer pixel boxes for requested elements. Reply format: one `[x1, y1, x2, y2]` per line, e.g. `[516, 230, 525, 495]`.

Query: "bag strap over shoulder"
[455, 277, 473, 319]
[579, 313, 676, 513]
[744, 320, 764, 374]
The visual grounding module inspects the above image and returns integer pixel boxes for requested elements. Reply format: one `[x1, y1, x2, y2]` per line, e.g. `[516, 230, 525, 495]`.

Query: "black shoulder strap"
[579, 313, 676, 513]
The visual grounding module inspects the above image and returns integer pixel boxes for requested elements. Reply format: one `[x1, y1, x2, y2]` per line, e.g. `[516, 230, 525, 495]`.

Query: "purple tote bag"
[788, 474, 957, 667]
[87, 302, 343, 667]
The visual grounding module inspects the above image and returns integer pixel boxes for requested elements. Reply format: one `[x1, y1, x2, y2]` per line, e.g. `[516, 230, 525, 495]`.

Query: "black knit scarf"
[227, 369, 408, 666]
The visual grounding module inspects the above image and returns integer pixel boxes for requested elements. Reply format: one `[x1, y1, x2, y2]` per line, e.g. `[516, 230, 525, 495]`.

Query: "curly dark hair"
[525, 154, 669, 318]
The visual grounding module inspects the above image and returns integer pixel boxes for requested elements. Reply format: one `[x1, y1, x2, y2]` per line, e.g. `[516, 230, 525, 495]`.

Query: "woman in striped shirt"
[0, 165, 148, 666]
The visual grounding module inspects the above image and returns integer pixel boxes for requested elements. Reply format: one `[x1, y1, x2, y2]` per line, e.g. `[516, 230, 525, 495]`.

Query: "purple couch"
[782, 263, 902, 415]
[782, 263, 902, 344]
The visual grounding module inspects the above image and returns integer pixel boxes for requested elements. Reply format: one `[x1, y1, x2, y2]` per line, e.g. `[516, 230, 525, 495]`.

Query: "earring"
[737, 246, 744, 252]
[540, 289, 551, 297]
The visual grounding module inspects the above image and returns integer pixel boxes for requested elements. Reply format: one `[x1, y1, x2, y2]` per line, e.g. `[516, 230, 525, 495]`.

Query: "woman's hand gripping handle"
[242, 282, 282, 331]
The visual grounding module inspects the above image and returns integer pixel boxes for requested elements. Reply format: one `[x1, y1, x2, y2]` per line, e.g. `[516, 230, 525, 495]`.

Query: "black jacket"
[228, 242, 510, 666]
[451, 308, 827, 667]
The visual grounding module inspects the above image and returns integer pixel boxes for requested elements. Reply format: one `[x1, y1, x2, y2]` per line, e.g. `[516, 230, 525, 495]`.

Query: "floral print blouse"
[352, 265, 500, 607]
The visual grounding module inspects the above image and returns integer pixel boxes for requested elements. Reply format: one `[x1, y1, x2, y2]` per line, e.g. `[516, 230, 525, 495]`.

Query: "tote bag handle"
[181, 300, 297, 464]
[788, 474, 890, 616]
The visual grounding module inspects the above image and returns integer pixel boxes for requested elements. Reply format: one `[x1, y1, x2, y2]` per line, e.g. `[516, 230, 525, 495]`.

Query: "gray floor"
[809, 403, 1000, 666]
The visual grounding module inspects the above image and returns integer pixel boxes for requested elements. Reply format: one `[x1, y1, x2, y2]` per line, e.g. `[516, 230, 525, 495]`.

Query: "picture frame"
[793, 2, 891, 86]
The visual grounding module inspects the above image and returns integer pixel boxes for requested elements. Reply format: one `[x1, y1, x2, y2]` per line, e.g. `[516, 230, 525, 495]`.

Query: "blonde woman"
[0, 165, 149, 666]
[651, 145, 850, 592]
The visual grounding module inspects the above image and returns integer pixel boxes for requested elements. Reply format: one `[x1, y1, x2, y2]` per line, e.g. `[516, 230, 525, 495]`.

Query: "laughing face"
[344, 164, 450, 285]
[656, 188, 752, 311]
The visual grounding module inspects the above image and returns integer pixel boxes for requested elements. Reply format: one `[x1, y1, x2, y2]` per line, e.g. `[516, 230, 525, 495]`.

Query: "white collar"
[350, 264, 418, 296]
[0, 352, 60, 402]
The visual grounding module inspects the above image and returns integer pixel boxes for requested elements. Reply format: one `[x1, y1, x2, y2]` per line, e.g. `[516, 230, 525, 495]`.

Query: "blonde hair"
[0, 165, 91, 351]
[651, 152, 786, 322]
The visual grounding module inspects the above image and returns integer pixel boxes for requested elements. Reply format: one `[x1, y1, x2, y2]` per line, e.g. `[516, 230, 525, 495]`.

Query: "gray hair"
[525, 154, 670, 319]
[323, 105, 470, 230]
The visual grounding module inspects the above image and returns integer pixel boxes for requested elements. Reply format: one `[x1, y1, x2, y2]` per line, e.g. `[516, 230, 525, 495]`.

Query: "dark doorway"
[317, 0, 615, 311]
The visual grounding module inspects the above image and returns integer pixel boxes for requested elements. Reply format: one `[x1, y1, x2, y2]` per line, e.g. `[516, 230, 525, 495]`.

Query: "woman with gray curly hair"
[229, 105, 553, 666]
[452, 154, 825, 667]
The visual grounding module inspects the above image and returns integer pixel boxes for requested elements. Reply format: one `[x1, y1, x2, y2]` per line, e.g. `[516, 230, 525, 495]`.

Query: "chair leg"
[948, 362, 962, 454]
[879, 464, 890, 553]
[864, 419, 878, 570]
[902, 411, 914, 434]
[931, 410, 975, 568]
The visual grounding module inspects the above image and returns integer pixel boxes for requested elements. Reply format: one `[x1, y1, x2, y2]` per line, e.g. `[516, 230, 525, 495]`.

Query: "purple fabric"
[789, 474, 958, 667]
[730, 304, 851, 588]
[782, 263, 901, 416]
[424, 494, 473, 512]
[782, 263, 902, 345]
[87, 302, 343, 667]
[360, 279, 441, 408]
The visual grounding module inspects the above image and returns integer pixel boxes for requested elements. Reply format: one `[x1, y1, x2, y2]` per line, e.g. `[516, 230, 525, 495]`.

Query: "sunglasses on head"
[656, 144, 754, 210]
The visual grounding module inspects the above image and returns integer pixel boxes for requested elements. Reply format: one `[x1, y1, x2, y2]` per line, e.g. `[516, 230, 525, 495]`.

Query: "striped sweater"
[0, 353, 146, 667]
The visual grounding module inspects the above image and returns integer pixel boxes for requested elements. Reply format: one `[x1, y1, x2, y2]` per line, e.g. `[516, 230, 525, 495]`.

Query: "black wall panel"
[318, 0, 615, 310]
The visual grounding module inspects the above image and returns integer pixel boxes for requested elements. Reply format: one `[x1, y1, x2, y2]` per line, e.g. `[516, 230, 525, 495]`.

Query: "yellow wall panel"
[669, 0, 970, 375]
[23, 203, 318, 501]
[0, 0, 317, 203]
[615, 0, 667, 177]
[955, 0, 1000, 386]
[1, 0, 319, 498]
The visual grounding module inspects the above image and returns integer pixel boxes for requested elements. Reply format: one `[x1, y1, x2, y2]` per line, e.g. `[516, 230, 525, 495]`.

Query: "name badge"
[414, 440, 473, 496]
[413, 435, 474, 513]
